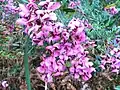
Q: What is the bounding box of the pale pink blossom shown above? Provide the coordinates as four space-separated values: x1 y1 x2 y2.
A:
39 0 61 11
2 81 8 88
105 6 118 15
68 1 80 9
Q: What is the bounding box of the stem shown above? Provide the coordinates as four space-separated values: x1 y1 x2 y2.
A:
45 82 47 90
24 36 31 90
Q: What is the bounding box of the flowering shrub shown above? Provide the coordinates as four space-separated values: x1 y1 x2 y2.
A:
0 0 120 89
100 44 120 73
15 0 96 82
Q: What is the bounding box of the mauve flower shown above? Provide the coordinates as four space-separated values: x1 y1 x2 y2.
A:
116 52 120 57
49 12 57 20
68 1 80 9
70 66 75 73
53 72 61 76
28 0 36 2
62 31 70 40
39 0 61 11
2 0 19 14
46 45 55 52
19 4 29 14
2 81 8 88
0 0 5 2
48 2 61 11
41 23 52 31
49 36 60 43
69 51 94 81
17 0 61 47
32 38 43 46
100 47 120 74
8 24 14 32
47 74 53 82
83 20 93 29
74 73 79 79
16 0 95 82
105 6 118 15
82 75 89 81
68 18 80 30
41 74 46 81
37 55 66 82
37 66 45 73
72 32 86 44
112 69 119 74
27 2 38 10
16 18 27 25
109 6 118 15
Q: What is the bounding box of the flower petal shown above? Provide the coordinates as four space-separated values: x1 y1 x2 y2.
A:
48 2 61 11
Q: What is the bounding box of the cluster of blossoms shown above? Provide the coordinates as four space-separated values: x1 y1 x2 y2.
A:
16 0 61 45
1 0 119 85
1 0 119 84
16 0 96 82
0 0 20 33
1 0 19 14
36 18 96 82
68 0 80 9
104 6 118 15
0 0 5 2
100 46 120 74
100 35 120 73
1 81 8 88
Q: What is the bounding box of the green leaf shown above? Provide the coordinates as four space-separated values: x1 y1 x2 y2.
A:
62 0 68 5
115 86 120 90
94 59 101 67
65 12 75 19
56 0 61 1
62 8 75 13
60 0 69 10
65 61 71 67
21 0 28 3
93 55 101 68
9 64 22 75
24 36 31 90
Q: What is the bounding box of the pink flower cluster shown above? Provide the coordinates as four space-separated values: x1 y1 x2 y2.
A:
2 0 19 14
1 0 119 84
1 81 8 88
100 47 120 74
105 6 118 15
16 0 95 82
68 1 80 9
0 0 5 2
37 41 95 82
16 0 61 45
